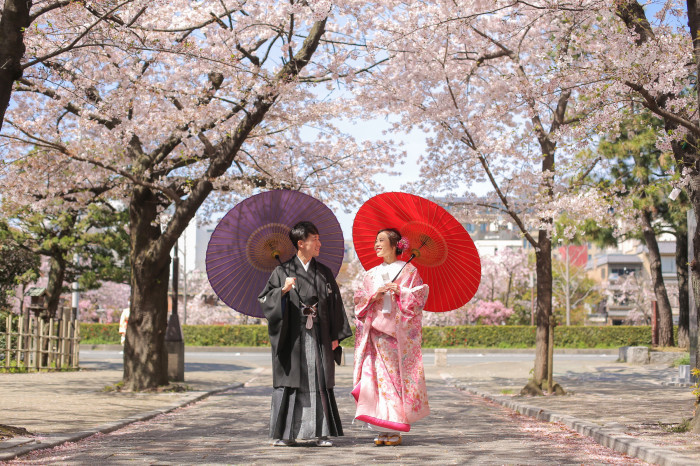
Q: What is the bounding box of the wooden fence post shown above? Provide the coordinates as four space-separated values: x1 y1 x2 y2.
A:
4 315 11 370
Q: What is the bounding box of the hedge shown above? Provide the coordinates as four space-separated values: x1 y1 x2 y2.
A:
79 323 669 349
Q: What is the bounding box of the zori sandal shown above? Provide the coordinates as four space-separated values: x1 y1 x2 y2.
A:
374 434 387 446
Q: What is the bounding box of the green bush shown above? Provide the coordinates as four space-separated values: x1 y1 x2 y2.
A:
78 323 668 349
80 323 120 344
182 325 270 346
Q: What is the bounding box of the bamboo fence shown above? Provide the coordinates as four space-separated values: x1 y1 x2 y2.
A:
3 307 80 371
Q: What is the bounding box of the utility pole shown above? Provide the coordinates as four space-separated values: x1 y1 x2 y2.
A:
165 240 185 382
530 271 535 326
565 244 571 326
183 228 188 324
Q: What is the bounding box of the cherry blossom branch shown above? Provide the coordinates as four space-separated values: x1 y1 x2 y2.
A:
66 150 182 204
623 80 700 137
301 56 391 82
23 0 136 69
3 119 68 152
16 78 122 129
28 0 74 22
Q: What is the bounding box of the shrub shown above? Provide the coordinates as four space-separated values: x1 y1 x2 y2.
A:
80 323 120 344
77 323 671 349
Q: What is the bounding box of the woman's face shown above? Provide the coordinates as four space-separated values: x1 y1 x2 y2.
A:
374 232 397 260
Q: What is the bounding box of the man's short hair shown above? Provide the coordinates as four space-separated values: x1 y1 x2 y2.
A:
289 221 319 249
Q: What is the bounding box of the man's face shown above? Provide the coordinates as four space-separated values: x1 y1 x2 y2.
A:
298 234 321 258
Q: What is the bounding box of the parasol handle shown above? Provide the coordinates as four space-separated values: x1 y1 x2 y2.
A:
391 253 416 282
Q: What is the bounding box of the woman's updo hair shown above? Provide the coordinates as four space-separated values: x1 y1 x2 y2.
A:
377 228 404 256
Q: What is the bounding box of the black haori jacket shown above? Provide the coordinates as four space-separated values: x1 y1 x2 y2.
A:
258 256 352 389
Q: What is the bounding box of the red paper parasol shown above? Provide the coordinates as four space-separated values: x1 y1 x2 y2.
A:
206 190 344 318
352 192 480 312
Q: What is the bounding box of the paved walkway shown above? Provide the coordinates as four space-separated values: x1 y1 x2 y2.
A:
0 348 698 464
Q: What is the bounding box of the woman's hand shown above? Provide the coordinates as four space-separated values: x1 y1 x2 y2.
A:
282 277 296 295
384 283 399 294
371 285 388 302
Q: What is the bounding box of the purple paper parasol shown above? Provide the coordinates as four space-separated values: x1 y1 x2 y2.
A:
205 190 345 318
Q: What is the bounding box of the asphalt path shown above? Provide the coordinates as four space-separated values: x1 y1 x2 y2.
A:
14 350 642 465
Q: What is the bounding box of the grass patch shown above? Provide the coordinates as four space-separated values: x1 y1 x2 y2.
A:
660 419 691 433
500 388 515 395
672 354 691 367
0 424 32 440
102 380 125 392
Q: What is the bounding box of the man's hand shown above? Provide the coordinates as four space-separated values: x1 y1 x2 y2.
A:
282 277 296 295
332 340 339 350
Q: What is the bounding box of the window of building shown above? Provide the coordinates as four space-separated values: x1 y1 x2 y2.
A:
610 267 637 276
661 257 676 274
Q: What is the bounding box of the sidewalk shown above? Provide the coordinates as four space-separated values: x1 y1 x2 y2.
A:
437 352 699 465
1 348 698 464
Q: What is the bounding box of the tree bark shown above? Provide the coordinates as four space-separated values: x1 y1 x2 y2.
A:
641 210 675 346
677 231 690 348
0 0 32 131
123 185 169 390
533 231 552 384
45 254 66 318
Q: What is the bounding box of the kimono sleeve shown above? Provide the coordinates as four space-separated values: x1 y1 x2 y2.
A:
258 266 289 355
353 271 376 321
326 269 352 343
396 265 429 317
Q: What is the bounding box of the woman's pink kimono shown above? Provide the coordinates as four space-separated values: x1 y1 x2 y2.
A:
352 262 430 432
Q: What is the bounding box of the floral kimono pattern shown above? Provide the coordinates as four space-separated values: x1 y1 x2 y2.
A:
352 262 430 432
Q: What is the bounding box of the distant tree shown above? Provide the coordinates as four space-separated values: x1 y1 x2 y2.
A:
552 255 602 326
0 240 39 311
0 200 130 318
467 300 513 326
593 112 688 346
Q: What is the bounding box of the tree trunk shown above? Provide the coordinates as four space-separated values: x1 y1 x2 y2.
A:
677 231 690 348
533 230 552 385
45 254 66 318
641 210 675 346
123 186 170 391
0 0 31 131
689 190 700 433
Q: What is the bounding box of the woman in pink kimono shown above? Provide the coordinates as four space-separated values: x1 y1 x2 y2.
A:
352 228 430 446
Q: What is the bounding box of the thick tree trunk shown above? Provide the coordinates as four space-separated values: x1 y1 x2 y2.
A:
123 186 170 391
0 0 31 131
45 254 66 318
688 188 700 433
677 231 690 348
533 230 552 384
641 210 675 346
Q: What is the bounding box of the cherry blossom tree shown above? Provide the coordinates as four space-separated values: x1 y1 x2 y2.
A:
605 272 654 325
468 300 513 326
476 248 532 307
1 1 394 390
349 1 621 394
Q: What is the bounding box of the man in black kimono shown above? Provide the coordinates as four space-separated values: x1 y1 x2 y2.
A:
258 221 352 447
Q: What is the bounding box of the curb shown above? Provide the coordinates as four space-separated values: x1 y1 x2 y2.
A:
443 376 693 466
0 382 244 462
79 345 616 355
